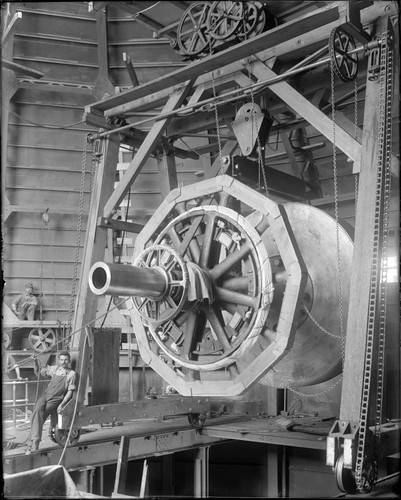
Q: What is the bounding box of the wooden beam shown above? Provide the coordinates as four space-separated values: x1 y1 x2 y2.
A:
93 7 114 100
72 136 121 404
103 80 194 218
339 16 392 423
113 436 130 496
1 10 22 46
2 59 44 79
157 148 178 199
87 3 340 113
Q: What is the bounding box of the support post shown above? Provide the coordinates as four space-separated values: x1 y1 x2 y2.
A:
113 435 130 496
339 16 391 423
71 136 121 404
194 446 210 498
157 147 178 199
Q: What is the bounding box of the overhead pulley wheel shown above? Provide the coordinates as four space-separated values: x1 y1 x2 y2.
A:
238 1 266 39
329 26 358 81
207 1 244 41
28 327 56 352
176 2 213 58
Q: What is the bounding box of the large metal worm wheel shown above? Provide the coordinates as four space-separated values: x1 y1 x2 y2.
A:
129 176 318 396
96 175 352 397
176 2 213 58
329 26 358 82
28 327 56 352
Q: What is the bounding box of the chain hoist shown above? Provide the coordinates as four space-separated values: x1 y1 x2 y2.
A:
67 132 91 347
354 29 393 493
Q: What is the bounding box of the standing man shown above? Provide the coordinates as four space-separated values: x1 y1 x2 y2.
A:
27 351 77 452
12 283 38 321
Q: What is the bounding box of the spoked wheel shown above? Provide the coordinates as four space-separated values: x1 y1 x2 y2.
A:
50 426 81 447
188 412 207 429
207 1 244 41
132 245 189 326
146 201 273 372
329 26 358 82
176 2 213 58
28 328 56 352
238 2 266 39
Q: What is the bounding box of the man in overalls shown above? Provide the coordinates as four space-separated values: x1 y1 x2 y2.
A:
27 351 77 452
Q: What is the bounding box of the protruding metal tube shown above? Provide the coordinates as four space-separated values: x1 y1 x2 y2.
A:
89 262 167 299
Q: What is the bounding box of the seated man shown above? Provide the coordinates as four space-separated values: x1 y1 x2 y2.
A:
12 283 38 321
26 351 77 452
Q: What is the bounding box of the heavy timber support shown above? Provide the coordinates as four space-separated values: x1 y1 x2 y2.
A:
327 15 400 494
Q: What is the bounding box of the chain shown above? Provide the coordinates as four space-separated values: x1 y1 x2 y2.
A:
354 30 393 493
67 132 90 346
239 12 268 196
46 221 59 322
302 302 342 339
354 77 359 214
330 55 346 368
274 369 343 399
209 42 223 173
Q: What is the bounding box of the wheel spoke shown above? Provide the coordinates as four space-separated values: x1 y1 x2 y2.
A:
214 286 258 309
209 241 252 280
220 276 250 292
199 214 215 268
205 306 231 351
182 311 198 359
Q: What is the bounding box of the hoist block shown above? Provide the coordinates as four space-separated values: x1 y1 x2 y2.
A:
89 175 353 396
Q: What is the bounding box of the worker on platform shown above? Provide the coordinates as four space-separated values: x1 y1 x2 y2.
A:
11 283 38 321
26 351 77 453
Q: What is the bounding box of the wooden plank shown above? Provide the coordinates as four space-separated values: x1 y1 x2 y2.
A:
87 3 340 113
103 80 194 218
113 435 130 496
92 328 120 405
157 149 178 199
2 59 45 78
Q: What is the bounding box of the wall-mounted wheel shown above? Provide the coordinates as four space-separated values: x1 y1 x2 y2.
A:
28 328 56 352
50 426 81 447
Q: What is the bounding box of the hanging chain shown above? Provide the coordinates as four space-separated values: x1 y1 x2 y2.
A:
354 30 393 493
46 221 59 322
330 54 346 367
67 132 90 346
354 78 359 214
209 41 224 174
240 11 269 196
302 302 342 339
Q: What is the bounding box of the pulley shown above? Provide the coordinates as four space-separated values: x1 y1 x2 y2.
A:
329 26 358 82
